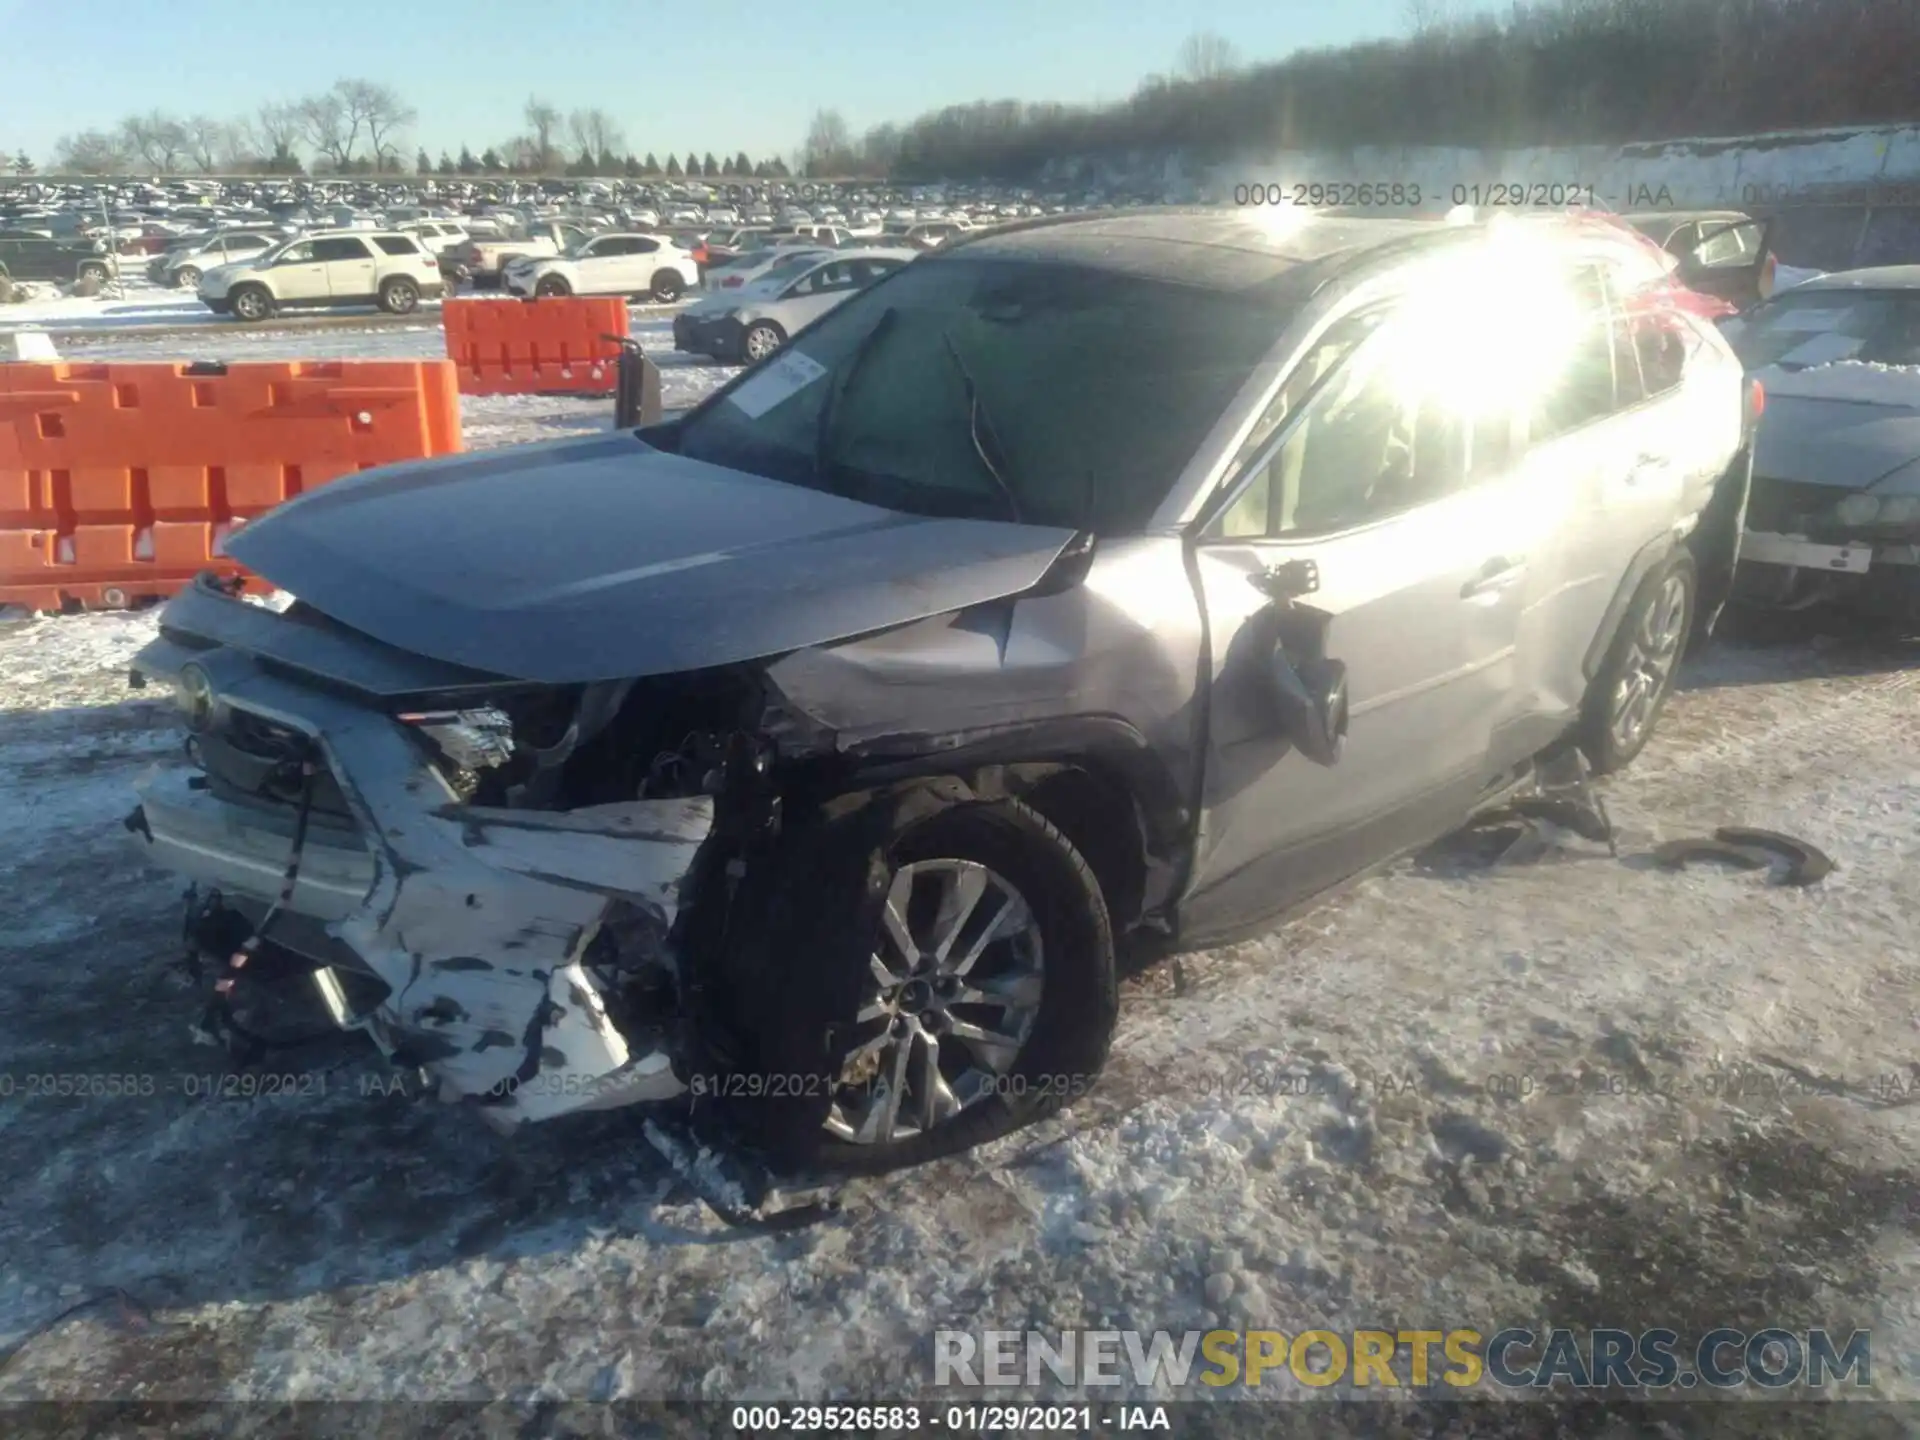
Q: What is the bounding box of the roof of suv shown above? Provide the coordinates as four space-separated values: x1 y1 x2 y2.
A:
289 229 422 244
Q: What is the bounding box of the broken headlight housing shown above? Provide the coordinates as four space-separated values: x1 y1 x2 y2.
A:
397 708 516 772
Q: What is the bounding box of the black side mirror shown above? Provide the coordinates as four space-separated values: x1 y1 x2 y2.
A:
1243 560 1347 766
1261 652 1348 766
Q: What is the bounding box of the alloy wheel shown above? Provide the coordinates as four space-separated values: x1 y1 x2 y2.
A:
1610 570 1689 751
824 859 1044 1146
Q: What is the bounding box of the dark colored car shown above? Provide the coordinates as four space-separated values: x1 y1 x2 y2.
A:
1719 266 1920 619
0 229 115 287
122 210 1754 1173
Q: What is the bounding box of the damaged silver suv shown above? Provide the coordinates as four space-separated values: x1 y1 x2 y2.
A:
125 209 1758 1172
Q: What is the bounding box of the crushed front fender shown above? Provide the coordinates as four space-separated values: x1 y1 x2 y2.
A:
128 637 711 1127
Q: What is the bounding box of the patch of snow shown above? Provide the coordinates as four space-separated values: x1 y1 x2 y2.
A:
1758 358 1920 407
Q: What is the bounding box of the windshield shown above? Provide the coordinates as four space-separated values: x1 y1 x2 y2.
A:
674 255 1296 530
1726 290 1920 370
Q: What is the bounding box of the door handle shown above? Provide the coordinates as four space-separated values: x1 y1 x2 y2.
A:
1461 556 1525 599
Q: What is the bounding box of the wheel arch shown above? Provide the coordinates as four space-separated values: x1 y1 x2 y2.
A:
1581 529 1681 683
831 717 1193 933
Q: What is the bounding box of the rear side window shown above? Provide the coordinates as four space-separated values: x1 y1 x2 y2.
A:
1528 265 1623 442
374 235 421 256
311 236 372 262
1631 309 1689 396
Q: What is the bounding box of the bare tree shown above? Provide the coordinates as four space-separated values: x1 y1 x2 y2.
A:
802 108 853 176
339 79 416 166
298 90 355 168
567 108 626 163
182 115 229 172
120 110 189 170
54 129 128 175
524 96 562 171
254 102 304 158
1174 30 1241 81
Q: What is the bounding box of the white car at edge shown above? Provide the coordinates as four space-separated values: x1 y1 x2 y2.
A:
502 232 699 303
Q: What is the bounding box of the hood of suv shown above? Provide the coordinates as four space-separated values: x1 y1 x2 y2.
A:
225 432 1077 683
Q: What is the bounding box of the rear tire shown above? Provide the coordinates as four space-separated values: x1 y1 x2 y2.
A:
230 285 273 323
378 277 420 315
173 265 201 289
720 781 1117 1175
1579 553 1696 774
650 270 685 302
77 261 110 288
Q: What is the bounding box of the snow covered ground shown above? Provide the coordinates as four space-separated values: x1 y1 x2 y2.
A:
0 275 212 333
0 601 1916 1415
0 312 1916 1423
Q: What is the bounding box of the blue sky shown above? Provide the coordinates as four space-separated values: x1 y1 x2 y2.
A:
0 0 1501 165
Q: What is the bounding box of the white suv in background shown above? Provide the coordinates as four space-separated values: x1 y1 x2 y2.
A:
401 220 471 256
503 232 699 302
198 231 446 322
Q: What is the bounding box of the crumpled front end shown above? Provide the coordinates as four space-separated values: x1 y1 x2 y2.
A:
125 594 712 1128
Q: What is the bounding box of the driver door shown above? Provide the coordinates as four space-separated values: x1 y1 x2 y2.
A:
573 235 628 292
268 240 328 300
779 260 861 329
1180 302 1532 940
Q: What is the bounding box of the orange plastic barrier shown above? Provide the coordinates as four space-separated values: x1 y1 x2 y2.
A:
442 296 628 396
0 359 462 612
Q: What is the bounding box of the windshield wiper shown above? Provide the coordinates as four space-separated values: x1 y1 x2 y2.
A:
814 306 896 485
941 331 1025 524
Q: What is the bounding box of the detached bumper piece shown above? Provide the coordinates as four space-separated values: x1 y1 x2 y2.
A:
127 635 714 1127
1651 826 1836 886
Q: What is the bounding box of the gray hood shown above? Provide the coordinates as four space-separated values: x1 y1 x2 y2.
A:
226 433 1077 684
1754 362 1920 493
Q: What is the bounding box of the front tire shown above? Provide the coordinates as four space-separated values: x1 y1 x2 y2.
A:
229 285 273 322
378 277 420 314
77 262 110 288
1579 553 1696 774
741 320 784 362
173 265 201 289
534 275 571 298
722 782 1117 1175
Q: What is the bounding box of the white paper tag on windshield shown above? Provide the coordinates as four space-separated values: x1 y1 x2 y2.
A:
726 350 829 418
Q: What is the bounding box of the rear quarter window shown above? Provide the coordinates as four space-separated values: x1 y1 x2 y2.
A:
374 236 422 256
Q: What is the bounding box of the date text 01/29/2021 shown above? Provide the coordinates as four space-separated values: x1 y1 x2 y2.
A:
728 1404 1171 1432
1231 181 1601 209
